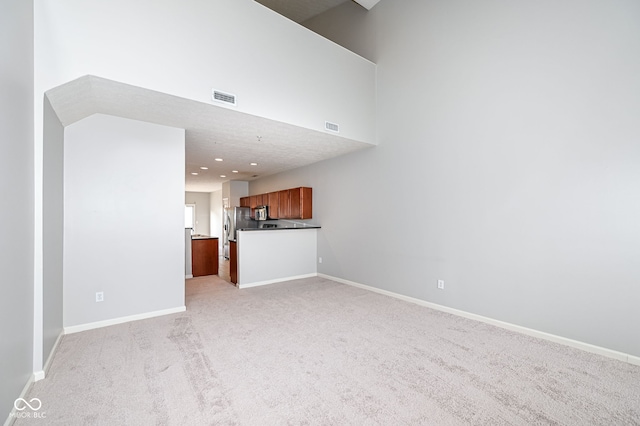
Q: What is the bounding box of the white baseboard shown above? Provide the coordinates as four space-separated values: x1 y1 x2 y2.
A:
3 371 38 426
318 273 638 366
4 308 187 426
238 273 318 289
64 306 186 335
185 274 193 279
36 331 64 382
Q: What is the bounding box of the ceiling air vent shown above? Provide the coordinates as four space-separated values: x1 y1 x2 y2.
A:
325 121 340 133
212 89 237 106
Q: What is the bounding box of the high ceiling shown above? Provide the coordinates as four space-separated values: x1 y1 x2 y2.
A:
44 1 382 193
45 76 373 192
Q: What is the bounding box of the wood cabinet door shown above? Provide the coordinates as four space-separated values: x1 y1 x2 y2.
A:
278 190 290 219
300 187 312 219
230 240 237 284
249 195 258 218
289 188 301 219
240 188 311 220
268 192 279 219
192 239 217 277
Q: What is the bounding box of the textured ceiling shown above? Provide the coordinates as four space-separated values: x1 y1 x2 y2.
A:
46 76 373 192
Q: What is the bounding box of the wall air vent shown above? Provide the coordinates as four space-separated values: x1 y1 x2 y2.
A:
212 89 237 106
325 121 340 133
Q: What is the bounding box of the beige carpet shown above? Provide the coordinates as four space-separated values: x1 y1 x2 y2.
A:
15 276 640 425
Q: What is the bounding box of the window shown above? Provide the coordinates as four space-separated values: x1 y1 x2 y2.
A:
185 204 195 229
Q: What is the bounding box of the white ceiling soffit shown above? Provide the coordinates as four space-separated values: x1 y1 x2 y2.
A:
45 75 373 192
255 0 349 23
253 0 380 24
353 0 380 10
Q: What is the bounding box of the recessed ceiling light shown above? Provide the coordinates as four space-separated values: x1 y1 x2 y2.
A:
220 175 226 178
200 166 208 170
232 170 239 173
215 158 223 162
191 172 198 175
250 162 258 166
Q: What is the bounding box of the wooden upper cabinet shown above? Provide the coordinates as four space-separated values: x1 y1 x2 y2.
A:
296 187 312 219
278 187 312 219
278 189 291 219
268 192 279 219
249 195 258 218
289 188 301 219
242 187 311 220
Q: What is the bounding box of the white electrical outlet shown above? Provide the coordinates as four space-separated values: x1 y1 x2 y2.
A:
96 292 104 302
437 280 445 290
318 257 323 264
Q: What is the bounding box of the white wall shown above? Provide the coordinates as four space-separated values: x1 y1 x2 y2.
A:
303 0 376 62
34 0 376 142
64 114 185 327
237 229 317 287
185 192 210 236
210 190 223 250
0 0 34 421
222 180 249 209
42 96 64 371
252 0 640 358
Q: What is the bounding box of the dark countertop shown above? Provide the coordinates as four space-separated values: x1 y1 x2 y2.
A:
230 226 319 243
191 235 219 240
238 225 321 232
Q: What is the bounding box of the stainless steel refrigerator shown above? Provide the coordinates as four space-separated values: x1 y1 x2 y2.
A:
224 206 254 259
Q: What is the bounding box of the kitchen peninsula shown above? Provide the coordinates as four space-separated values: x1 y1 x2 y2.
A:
230 222 320 288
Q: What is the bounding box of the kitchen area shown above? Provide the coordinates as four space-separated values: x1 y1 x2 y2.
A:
185 184 320 288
